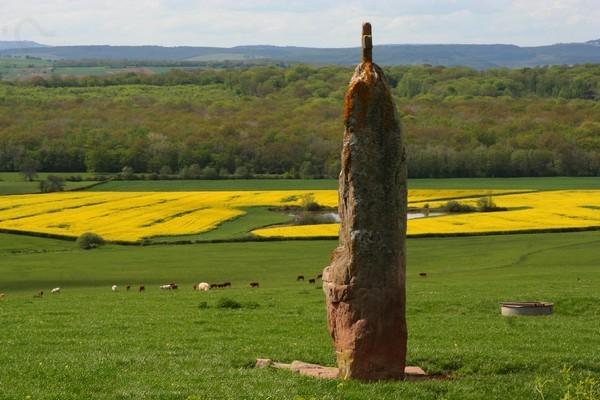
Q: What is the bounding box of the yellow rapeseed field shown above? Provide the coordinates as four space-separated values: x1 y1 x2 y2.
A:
252 190 600 238
0 191 334 241
0 189 581 242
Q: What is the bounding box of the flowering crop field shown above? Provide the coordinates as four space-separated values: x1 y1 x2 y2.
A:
0 191 332 242
252 190 600 238
0 189 519 242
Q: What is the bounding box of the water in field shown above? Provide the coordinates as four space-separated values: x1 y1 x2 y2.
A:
407 212 445 219
293 211 445 224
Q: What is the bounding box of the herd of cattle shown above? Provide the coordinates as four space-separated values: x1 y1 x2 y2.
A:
0 275 326 300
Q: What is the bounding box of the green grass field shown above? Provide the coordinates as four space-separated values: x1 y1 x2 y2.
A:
88 179 339 191
150 207 293 243
1 231 599 399
88 176 600 192
1 175 598 194
0 172 101 195
52 66 112 76
0 57 51 80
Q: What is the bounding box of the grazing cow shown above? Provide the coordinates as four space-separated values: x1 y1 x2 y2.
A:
308 278 316 284
51 287 61 294
126 285 131 291
139 285 145 293
34 290 44 298
297 275 305 281
316 273 323 279
419 273 427 277
250 282 260 288
160 284 172 290
111 285 118 292
222 282 231 288
197 282 210 292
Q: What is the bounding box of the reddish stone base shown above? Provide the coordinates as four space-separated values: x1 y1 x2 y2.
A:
255 359 429 381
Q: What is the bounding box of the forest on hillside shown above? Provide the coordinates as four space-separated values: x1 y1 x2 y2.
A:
0 64 599 178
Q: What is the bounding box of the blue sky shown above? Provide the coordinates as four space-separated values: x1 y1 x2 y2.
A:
1 0 598 47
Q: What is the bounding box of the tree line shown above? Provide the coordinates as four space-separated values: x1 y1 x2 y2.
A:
0 64 598 178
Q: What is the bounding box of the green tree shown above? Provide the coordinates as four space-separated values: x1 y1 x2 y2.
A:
299 161 317 179
120 166 135 180
159 165 172 178
76 232 105 250
234 166 251 179
186 164 202 179
39 175 65 193
20 157 39 182
201 166 218 179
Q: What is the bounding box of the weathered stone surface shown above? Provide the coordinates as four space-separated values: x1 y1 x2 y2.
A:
322 22 408 381
255 358 273 368
404 366 427 380
289 361 340 379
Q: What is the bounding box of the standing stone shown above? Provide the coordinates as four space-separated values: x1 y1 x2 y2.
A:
322 22 408 381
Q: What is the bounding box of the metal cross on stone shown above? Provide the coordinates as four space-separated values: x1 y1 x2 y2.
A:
322 22 409 381
361 22 372 63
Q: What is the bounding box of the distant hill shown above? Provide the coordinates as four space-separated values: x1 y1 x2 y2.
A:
1 41 600 68
0 40 47 51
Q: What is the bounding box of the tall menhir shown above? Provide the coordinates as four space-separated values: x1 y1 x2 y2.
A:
322 22 408 380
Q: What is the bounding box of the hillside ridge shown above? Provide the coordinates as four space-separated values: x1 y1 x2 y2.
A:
2 40 600 68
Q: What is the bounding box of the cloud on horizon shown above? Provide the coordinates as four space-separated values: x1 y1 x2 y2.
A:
1 0 598 47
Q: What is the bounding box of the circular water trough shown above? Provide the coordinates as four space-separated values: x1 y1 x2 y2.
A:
501 302 553 316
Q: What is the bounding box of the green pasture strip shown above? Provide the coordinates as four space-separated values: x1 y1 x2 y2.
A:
87 177 600 192
0 232 75 255
0 231 599 398
0 181 100 195
0 57 51 80
149 207 293 243
53 66 111 76
0 172 100 181
0 172 105 194
0 57 50 68
87 179 339 191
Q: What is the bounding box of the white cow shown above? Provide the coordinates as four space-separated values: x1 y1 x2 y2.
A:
51 287 61 294
111 285 118 292
160 284 172 290
197 282 210 292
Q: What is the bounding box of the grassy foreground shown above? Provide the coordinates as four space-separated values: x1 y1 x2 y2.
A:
1 231 599 399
